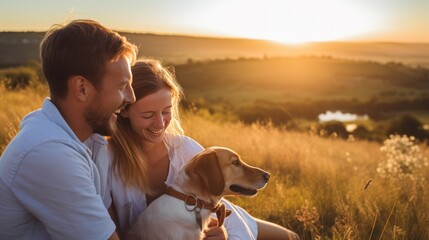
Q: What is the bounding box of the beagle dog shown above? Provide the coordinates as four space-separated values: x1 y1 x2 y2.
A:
129 146 270 240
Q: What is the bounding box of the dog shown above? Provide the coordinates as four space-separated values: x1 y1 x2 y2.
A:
129 146 270 239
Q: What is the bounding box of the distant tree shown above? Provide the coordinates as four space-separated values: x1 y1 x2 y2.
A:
27 60 46 84
352 125 371 140
318 121 348 139
386 115 428 141
237 104 293 126
0 67 39 89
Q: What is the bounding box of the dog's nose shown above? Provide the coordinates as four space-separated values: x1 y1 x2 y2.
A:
263 172 270 181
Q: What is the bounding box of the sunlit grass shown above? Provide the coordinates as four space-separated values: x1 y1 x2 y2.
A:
0 85 47 152
182 110 429 239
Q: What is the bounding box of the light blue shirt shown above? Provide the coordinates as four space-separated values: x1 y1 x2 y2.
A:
0 98 115 240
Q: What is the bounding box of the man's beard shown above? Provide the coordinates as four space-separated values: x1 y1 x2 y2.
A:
85 101 114 136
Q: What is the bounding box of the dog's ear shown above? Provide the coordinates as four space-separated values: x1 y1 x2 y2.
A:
193 150 225 196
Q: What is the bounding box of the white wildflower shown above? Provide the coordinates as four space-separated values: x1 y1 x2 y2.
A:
377 135 428 180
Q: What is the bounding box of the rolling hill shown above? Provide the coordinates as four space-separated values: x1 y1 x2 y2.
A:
174 57 429 102
1 31 429 67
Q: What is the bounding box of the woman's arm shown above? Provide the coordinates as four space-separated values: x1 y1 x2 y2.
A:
255 218 300 240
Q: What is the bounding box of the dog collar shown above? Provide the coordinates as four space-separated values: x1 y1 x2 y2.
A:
164 186 232 230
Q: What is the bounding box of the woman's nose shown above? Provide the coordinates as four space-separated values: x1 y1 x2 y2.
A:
153 114 165 128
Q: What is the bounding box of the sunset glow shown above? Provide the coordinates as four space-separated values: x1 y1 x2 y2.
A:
0 0 428 43
191 0 383 43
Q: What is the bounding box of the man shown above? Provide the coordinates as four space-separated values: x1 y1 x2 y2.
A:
0 19 137 239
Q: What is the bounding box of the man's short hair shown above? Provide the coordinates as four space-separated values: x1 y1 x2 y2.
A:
40 19 138 99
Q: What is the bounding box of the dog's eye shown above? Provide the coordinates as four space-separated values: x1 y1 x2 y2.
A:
232 160 241 166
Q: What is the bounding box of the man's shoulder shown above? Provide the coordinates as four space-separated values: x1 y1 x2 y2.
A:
0 114 89 186
21 108 65 134
6 119 73 158
19 98 74 143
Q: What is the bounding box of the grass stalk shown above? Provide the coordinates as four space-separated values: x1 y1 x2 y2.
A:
378 200 397 240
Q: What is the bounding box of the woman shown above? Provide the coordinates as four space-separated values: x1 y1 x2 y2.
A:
97 59 299 239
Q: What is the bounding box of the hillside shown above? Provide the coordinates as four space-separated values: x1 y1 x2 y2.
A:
171 57 429 127
1 31 429 67
175 57 429 102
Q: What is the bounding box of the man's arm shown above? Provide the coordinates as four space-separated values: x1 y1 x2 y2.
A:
13 142 116 239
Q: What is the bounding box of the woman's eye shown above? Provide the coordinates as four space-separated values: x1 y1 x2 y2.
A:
232 160 240 166
142 114 153 119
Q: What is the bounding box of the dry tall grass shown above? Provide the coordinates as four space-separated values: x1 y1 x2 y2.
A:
1 87 428 239
0 85 47 152
182 111 429 240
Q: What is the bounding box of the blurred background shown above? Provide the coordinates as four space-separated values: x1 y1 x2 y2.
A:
1 0 429 141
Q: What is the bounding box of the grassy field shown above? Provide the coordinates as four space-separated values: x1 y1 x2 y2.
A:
0 85 47 152
1 85 428 239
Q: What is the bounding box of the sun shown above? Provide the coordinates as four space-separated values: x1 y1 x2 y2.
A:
192 0 382 44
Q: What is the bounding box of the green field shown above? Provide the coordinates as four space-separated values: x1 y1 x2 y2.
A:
171 57 429 142
175 57 429 102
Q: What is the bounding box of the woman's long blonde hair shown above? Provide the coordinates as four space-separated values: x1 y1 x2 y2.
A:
110 59 184 193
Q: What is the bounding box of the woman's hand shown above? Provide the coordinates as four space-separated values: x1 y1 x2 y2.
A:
203 217 228 240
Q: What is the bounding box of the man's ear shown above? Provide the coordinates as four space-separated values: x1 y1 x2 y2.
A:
119 108 129 118
69 76 92 101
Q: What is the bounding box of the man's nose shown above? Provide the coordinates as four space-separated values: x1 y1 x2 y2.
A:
124 85 136 104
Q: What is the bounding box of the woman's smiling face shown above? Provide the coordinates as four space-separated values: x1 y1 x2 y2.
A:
123 88 172 144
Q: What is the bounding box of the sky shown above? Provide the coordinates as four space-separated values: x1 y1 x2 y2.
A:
1 0 429 43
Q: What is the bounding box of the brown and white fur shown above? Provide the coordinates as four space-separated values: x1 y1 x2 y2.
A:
129 146 270 240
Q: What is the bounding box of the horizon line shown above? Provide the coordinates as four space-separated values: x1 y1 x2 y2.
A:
1 30 429 45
